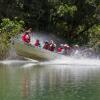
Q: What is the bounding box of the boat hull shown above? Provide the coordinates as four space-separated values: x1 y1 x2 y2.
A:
13 41 63 61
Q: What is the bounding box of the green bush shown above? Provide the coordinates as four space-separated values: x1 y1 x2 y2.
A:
88 24 100 47
0 18 24 59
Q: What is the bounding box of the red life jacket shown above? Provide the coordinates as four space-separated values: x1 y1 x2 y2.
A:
43 44 49 50
34 42 40 47
22 33 30 43
22 34 26 41
49 44 55 51
57 47 62 52
34 40 40 47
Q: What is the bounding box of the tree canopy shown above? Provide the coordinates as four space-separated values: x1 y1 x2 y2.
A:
0 0 100 45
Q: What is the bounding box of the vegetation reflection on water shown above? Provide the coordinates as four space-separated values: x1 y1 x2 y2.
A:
0 62 100 100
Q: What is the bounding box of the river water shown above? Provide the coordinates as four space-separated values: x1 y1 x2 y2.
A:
0 58 100 100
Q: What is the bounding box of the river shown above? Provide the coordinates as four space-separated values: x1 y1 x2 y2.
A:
0 58 100 100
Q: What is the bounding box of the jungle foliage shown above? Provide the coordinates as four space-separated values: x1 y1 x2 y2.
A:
0 0 100 58
0 18 24 59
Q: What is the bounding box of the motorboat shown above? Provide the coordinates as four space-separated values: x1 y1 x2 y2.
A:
13 40 64 61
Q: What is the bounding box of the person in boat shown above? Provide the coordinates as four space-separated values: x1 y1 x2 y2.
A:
43 41 49 50
72 44 79 55
63 44 71 55
21 31 31 44
48 40 56 51
34 39 41 48
26 28 32 34
57 44 64 54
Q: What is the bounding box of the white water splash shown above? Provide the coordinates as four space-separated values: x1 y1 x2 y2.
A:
39 57 100 67
22 63 37 68
0 59 38 65
0 56 100 68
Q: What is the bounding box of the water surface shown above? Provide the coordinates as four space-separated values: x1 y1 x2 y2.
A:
0 59 100 100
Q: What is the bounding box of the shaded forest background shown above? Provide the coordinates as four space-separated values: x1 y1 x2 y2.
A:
0 0 100 58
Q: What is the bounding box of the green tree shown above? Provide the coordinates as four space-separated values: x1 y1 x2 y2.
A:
0 18 24 59
0 0 99 46
49 0 99 44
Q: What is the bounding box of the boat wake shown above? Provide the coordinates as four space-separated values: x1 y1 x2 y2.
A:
0 59 38 65
22 63 37 68
39 57 100 67
0 56 100 68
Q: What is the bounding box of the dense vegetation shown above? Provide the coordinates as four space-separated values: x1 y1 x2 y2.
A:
0 18 24 59
0 0 100 58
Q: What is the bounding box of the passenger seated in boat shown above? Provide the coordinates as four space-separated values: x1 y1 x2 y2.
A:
21 31 30 44
49 40 56 51
57 44 64 54
49 40 54 45
73 44 79 54
26 28 32 34
49 44 56 51
63 44 70 55
43 41 49 50
34 39 41 48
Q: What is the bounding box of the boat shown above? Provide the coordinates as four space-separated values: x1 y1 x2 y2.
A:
13 40 65 61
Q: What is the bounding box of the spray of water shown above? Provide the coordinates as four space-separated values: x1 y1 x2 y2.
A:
22 63 37 68
27 32 100 67
39 56 100 67
1 56 100 67
2 32 99 68
0 59 38 65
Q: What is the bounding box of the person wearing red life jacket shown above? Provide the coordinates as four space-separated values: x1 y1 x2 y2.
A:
49 43 56 51
43 41 49 50
21 32 30 44
48 40 56 51
57 44 64 54
34 39 41 48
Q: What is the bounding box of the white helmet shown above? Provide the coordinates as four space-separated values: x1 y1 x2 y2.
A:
60 44 64 47
64 44 69 47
